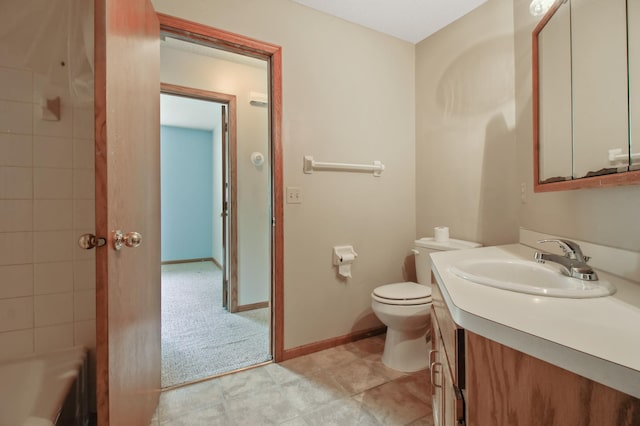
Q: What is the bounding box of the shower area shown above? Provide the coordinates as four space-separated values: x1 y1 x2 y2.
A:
0 0 97 415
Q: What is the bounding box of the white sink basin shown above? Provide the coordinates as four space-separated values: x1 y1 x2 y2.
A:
449 259 616 298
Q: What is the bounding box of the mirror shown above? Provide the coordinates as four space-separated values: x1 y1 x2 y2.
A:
533 0 640 191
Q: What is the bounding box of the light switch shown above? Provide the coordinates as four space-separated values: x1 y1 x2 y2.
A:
287 186 302 204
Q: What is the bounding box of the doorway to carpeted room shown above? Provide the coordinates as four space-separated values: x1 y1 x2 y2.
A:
161 261 271 388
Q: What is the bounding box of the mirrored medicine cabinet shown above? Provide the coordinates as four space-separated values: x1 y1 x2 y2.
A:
533 0 640 192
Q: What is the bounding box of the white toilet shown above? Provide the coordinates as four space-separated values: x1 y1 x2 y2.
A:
371 237 481 372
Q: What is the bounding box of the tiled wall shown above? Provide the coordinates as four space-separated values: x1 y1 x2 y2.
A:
0 64 96 361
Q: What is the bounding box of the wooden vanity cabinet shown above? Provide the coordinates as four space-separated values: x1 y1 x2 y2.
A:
465 331 640 425
431 280 640 426
430 282 465 426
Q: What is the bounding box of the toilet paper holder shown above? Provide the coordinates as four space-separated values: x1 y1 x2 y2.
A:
333 245 358 265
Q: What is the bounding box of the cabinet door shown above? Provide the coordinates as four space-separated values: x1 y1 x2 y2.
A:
431 313 444 426
443 360 465 425
432 306 465 426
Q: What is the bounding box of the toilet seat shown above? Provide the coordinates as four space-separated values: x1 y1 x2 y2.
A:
372 282 432 306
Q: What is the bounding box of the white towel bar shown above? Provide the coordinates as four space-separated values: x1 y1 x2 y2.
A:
303 156 385 177
608 148 640 163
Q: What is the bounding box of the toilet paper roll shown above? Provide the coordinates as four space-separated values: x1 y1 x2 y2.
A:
434 226 449 242
339 263 352 278
340 253 356 264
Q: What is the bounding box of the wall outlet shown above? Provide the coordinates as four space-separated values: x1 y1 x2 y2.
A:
520 182 527 204
287 186 302 204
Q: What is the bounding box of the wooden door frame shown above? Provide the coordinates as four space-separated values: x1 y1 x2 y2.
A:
158 14 284 361
160 84 240 312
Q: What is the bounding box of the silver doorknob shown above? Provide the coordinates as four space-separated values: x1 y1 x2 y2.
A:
78 233 107 250
113 230 142 251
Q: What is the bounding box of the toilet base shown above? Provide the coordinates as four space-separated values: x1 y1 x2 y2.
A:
381 326 430 372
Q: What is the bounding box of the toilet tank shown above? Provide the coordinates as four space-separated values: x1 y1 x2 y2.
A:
413 237 482 285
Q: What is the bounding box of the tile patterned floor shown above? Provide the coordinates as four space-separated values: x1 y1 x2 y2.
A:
151 334 434 425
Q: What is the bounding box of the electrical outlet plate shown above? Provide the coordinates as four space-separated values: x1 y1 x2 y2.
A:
287 186 302 204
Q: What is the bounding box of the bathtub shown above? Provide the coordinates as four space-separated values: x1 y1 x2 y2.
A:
0 346 88 426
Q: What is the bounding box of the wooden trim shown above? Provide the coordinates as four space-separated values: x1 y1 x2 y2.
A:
158 14 284 362
235 301 269 312
532 2 640 192
161 359 272 392
160 82 239 313
161 258 216 265
157 13 280 58
270 43 284 363
534 169 640 192
94 1 109 424
281 326 386 361
211 257 222 270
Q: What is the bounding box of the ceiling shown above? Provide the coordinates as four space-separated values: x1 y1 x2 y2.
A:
291 0 487 44
160 93 221 131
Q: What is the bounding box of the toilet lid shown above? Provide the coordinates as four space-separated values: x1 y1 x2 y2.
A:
373 282 432 301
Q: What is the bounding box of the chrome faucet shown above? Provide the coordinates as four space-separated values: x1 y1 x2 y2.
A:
534 239 598 281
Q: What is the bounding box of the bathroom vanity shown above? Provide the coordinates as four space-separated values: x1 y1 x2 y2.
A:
429 243 640 425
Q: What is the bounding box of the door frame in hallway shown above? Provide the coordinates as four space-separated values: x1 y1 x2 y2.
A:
158 13 284 361
160 84 238 311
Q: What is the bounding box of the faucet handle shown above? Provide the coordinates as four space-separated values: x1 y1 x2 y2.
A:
536 239 585 261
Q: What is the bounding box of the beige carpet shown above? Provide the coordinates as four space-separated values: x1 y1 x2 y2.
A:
161 261 271 388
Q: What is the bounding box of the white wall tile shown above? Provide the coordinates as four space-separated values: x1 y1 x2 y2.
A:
73 138 94 169
0 232 33 265
0 297 33 332
33 104 73 138
33 168 73 199
0 329 34 361
32 74 71 106
0 264 33 299
34 292 73 326
34 136 73 168
34 231 74 263
73 107 94 139
0 100 32 134
0 67 33 102
0 167 33 199
0 133 32 167
73 200 94 230
34 261 73 295
74 289 95 321
34 200 73 230
74 259 95 290
0 200 32 232
74 319 96 348
73 169 94 199
34 323 74 353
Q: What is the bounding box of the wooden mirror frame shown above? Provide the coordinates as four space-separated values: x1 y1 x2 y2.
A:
532 2 640 193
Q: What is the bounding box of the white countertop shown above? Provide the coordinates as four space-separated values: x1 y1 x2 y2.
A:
430 244 640 399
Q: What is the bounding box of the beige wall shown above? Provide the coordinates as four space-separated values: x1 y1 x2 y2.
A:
415 0 519 247
514 0 640 252
153 0 416 349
